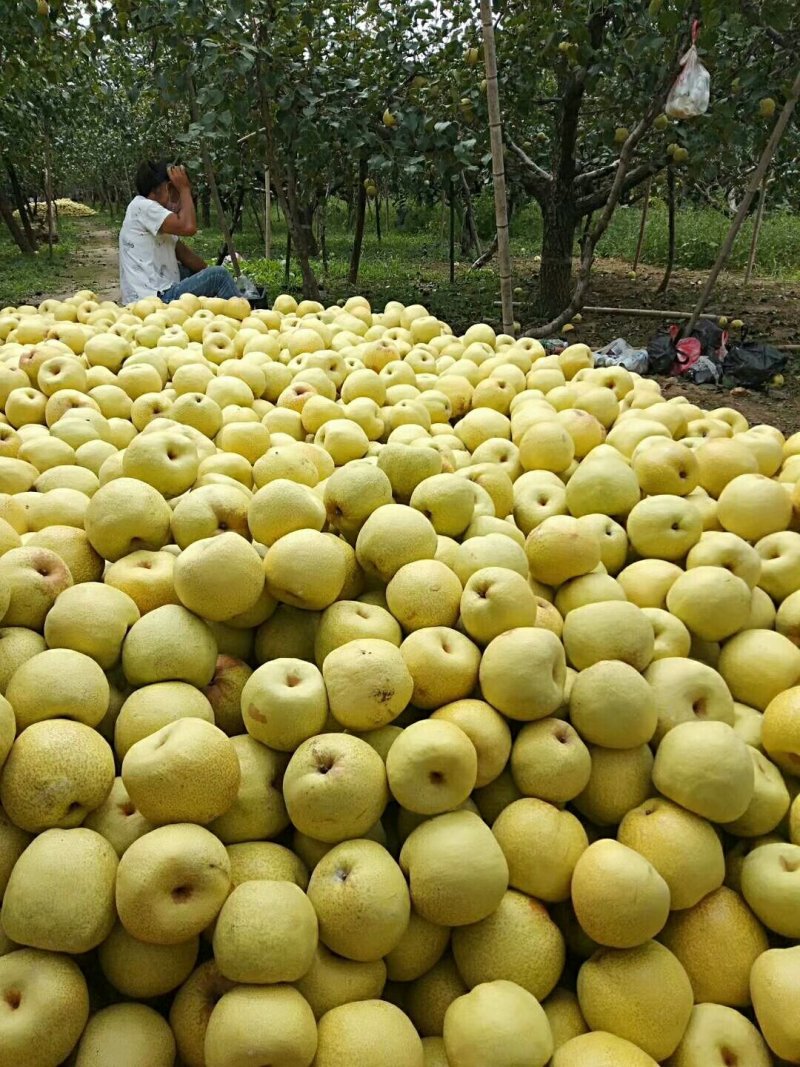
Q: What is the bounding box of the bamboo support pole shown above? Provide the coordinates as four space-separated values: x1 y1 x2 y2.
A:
480 0 514 334
744 177 768 284
632 176 652 272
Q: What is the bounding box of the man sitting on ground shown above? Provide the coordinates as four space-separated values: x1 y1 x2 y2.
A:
119 159 239 305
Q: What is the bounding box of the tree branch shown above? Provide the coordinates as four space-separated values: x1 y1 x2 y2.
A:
471 231 498 270
550 7 612 190
739 0 790 50
524 37 685 338
692 181 735 218
508 139 552 188
576 155 668 215
554 68 586 186
574 159 618 189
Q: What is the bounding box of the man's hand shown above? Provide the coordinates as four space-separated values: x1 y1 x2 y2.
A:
159 165 198 237
168 164 191 191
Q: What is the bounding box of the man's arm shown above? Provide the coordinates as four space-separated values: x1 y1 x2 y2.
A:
159 165 197 237
175 241 207 274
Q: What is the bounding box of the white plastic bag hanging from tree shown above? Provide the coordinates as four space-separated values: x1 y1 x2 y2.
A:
666 20 710 120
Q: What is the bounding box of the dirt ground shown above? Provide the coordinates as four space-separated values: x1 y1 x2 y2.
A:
48 219 800 436
569 257 800 437
52 218 121 303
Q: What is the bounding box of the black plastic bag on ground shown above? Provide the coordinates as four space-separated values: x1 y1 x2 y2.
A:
723 342 786 389
647 330 677 375
687 318 725 357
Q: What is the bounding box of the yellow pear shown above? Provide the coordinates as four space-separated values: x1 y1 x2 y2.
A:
1 827 117 953
444 980 553 1067
213 879 318 983
750 945 800 1062
307 839 410 961
204 986 317 1067
571 840 669 948
452 889 564 1001
0 948 89 1066
400 808 509 927
75 1003 176 1067
577 941 693 1061
315 999 424 1067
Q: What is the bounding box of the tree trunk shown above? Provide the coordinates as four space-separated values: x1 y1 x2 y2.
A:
460 209 471 257
5 161 36 250
284 231 292 289
300 201 319 257
375 193 382 243
43 144 56 260
284 161 320 299
346 187 355 231
539 191 578 319
461 173 481 257
321 186 329 276
348 157 368 286
216 185 246 265
657 166 676 295
200 186 211 227
252 30 319 299
0 188 35 254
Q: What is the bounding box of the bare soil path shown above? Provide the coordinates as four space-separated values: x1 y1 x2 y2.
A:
51 216 121 303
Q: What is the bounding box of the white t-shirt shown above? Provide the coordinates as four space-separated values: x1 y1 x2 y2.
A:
119 196 181 304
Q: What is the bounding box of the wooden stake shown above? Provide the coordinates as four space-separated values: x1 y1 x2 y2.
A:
685 66 800 335
632 176 652 272
744 176 768 284
480 0 514 334
581 305 724 320
43 139 56 261
449 177 456 284
264 168 271 260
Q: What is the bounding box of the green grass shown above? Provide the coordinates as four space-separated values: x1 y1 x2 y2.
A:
0 216 91 308
3 194 799 326
595 200 800 278
195 194 800 291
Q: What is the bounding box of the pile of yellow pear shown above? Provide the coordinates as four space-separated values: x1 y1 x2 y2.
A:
0 287 800 1067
